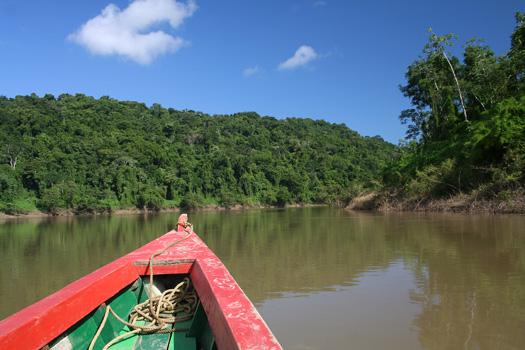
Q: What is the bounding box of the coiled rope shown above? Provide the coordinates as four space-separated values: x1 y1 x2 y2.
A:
89 221 195 350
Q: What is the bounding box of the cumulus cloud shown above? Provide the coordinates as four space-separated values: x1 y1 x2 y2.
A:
278 45 318 70
67 0 197 65
243 65 261 77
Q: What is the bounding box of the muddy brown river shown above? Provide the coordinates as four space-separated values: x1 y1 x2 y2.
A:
1 207 524 349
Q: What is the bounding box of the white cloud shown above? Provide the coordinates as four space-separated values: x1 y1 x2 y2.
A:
313 1 326 6
278 45 318 70
67 0 197 65
243 65 261 77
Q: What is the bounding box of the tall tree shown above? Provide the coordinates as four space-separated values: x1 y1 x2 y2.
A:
399 31 467 142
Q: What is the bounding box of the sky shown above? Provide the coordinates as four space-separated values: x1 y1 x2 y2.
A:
1 1 523 144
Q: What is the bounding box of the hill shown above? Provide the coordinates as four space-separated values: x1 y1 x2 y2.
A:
0 93 396 214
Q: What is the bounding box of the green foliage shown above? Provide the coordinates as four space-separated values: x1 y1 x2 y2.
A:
179 193 205 210
388 12 525 201
0 169 20 203
509 12 525 82
136 183 165 211
405 159 459 197
469 96 525 162
0 199 37 215
0 95 397 213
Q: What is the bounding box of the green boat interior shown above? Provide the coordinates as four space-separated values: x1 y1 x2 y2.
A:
46 274 217 350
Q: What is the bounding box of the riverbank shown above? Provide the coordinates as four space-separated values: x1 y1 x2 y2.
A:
2 193 524 220
346 191 525 214
0 203 326 220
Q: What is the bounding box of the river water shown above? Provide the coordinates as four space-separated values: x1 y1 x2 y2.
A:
1 207 524 349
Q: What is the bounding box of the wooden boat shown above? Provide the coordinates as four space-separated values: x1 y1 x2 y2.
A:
0 214 282 350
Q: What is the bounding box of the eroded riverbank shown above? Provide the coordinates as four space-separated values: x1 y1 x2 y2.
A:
347 191 525 214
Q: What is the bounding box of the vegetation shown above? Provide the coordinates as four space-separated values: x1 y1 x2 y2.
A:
0 94 395 214
377 12 525 212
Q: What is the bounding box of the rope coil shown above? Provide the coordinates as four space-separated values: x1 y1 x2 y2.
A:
89 222 195 350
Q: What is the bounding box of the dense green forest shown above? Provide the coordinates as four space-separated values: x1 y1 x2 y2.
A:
0 93 395 214
377 12 525 211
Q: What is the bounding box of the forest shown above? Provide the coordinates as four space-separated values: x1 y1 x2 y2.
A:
0 93 395 214
1 12 524 215
376 12 525 212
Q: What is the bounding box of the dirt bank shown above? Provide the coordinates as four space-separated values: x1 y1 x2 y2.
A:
346 192 525 214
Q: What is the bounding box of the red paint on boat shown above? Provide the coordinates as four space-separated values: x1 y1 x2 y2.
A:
0 215 282 350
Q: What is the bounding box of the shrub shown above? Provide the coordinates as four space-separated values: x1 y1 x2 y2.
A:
179 193 205 210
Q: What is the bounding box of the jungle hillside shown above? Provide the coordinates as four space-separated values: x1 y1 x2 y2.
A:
0 93 395 215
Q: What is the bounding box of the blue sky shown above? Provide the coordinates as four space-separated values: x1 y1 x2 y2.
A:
1 1 522 144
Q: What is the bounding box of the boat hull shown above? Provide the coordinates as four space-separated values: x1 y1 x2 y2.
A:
0 215 282 350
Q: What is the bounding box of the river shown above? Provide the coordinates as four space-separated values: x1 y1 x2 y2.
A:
1 207 524 349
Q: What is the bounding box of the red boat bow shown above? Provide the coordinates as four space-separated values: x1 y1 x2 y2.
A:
0 215 282 350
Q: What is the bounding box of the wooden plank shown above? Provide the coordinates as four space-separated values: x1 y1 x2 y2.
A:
130 278 149 304
133 261 194 276
53 311 105 350
106 289 139 335
169 335 196 350
187 301 215 349
132 332 171 350
107 325 139 350
92 304 118 346
169 321 196 350
187 302 207 339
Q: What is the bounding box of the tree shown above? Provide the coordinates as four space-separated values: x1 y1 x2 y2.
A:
508 12 525 78
461 31 525 124
400 30 469 143
4 142 23 170
427 30 469 125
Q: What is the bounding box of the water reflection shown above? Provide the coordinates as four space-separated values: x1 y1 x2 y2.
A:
406 215 525 350
0 214 181 319
1 208 525 349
